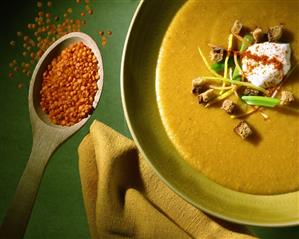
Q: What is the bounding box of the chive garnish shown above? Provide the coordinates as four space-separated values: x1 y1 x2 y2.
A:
211 62 224 73
239 34 254 53
206 87 236 107
221 34 234 93
232 34 254 81
241 96 280 107
198 47 222 77
232 52 242 81
202 76 268 93
211 58 234 73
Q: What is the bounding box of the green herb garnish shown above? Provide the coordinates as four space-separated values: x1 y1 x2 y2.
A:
241 96 280 107
232 34 254 80
240 34 254 53
202 76 268 94
211 58 234 73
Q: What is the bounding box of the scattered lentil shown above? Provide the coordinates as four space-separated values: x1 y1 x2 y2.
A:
10 41 16 47
37 1 42 8
101 36 107 46
6 1 109 83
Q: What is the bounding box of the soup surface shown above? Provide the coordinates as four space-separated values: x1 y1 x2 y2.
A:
156 0 299 194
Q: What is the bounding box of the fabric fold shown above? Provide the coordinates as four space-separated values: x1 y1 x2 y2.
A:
78 120 255 239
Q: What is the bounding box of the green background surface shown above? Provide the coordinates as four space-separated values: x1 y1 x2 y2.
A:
0 0 298 238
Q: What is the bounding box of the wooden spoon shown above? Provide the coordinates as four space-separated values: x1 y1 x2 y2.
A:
0 32 103 239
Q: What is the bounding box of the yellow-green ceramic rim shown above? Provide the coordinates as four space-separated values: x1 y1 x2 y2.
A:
121 0 299 226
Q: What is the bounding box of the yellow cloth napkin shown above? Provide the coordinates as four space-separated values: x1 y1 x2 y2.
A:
78 121 256 239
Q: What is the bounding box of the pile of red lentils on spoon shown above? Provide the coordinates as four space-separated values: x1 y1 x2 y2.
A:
40 42 99 126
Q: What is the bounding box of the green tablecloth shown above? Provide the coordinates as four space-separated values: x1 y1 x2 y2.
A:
0 1 298 238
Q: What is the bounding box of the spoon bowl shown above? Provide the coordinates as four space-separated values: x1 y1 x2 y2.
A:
0 32 103 239
31 31 103 128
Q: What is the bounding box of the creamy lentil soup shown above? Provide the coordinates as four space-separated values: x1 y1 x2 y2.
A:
156 0 299 194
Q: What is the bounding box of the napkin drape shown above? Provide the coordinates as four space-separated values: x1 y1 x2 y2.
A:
78 120 255 239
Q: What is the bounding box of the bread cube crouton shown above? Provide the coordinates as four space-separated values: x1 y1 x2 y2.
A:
221 99 236 114
280 90 295 105
252 27 264 43
210 47 225 63
231 20 242 35
267 25 282 42
243 88 260 96
198 89 216 103
234 121 253 139
192 77 206 95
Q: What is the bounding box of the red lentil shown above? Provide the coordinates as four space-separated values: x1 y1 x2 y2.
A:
40 42 99 126
101 36 107 46
10 41 16 47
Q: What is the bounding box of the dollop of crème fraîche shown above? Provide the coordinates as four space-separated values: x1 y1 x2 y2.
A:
241 42 291 88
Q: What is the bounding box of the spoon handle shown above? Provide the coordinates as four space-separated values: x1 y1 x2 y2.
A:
0 139 57 239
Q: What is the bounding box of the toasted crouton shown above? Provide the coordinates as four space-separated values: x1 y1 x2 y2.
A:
221 99 236 114
280 90 295 105
252 27 264 43
210 47 225 63
234 121 253 139
198 89 216 103
267 25 282 42
192 77 206 95
231 20 242 35
243 88 260 96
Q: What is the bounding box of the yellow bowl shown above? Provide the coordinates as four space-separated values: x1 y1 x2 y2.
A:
121 0 299 226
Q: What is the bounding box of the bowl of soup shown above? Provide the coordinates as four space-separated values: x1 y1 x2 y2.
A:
121 0 299 226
